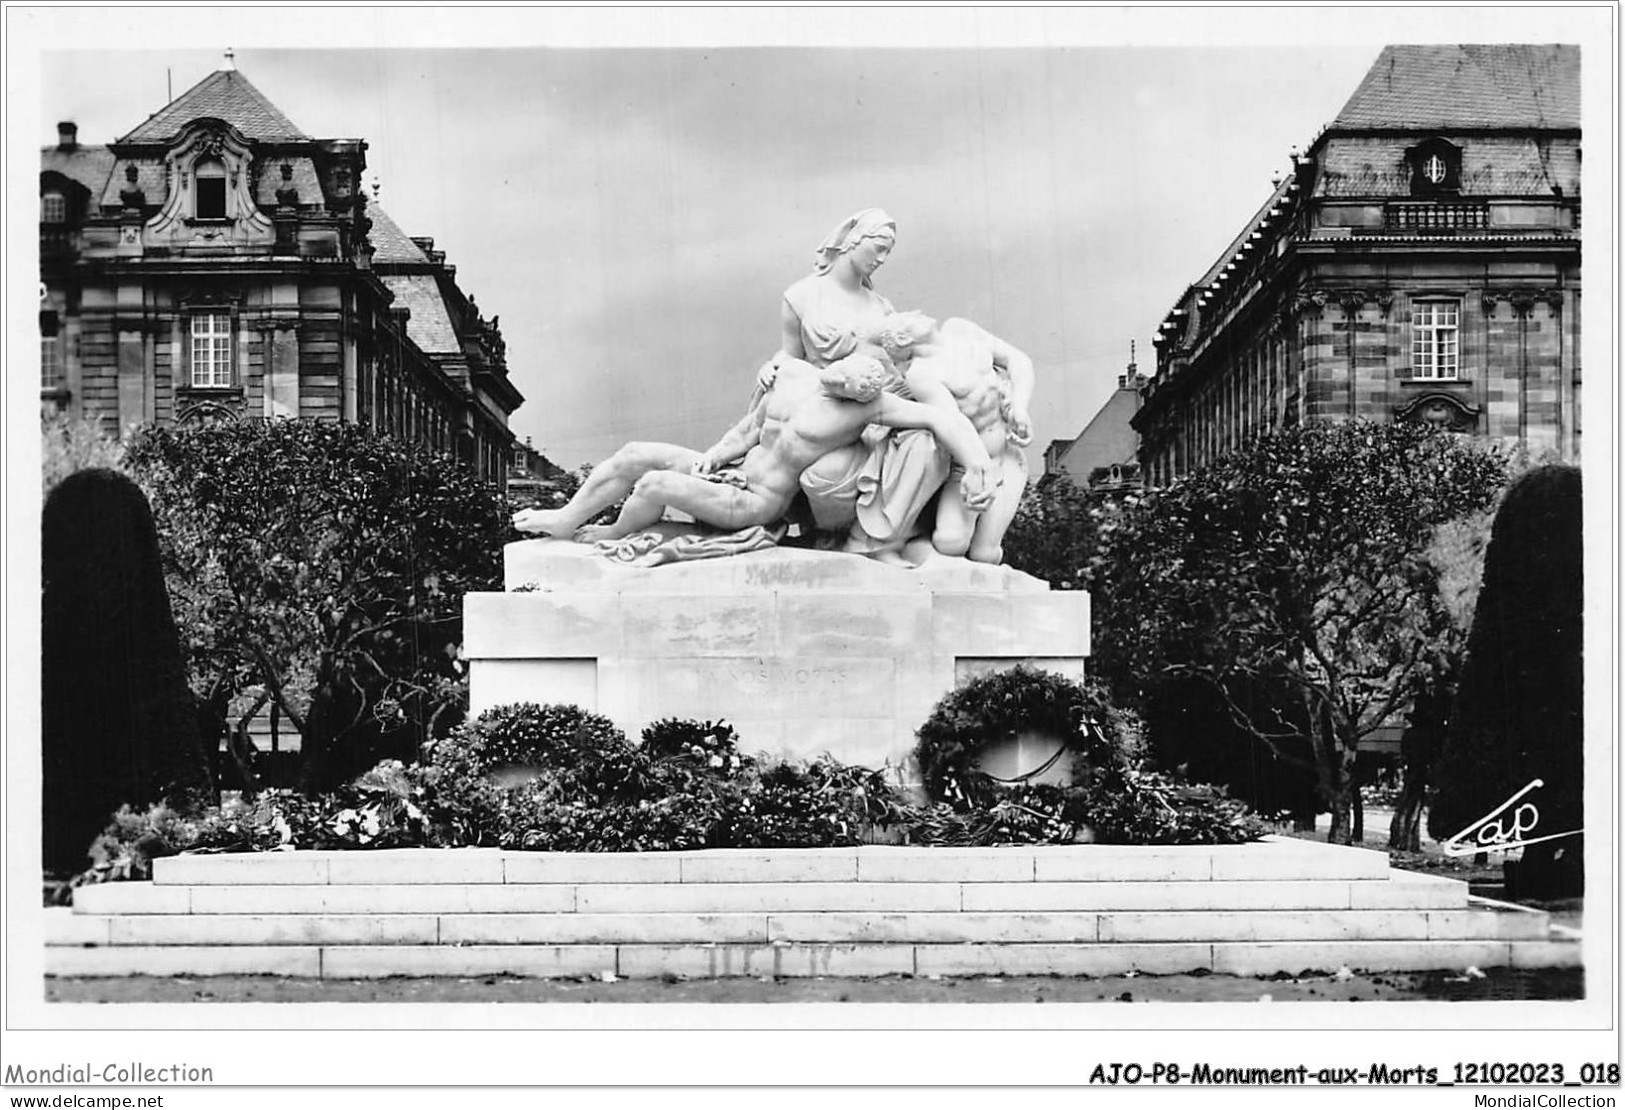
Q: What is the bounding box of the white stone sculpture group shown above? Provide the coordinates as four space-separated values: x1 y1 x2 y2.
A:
512 209 1034 567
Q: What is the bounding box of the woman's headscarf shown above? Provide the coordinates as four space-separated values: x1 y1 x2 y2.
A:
812 208 897 282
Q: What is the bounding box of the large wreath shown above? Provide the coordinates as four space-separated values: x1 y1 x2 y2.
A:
913 665 1122 808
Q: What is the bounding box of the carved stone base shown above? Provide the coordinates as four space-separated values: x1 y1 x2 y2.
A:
464 537 1091 774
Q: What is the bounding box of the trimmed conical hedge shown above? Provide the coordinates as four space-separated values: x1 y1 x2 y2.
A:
1428 464 1582 893
42 468 213 873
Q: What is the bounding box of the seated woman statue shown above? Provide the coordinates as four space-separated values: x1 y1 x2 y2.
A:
744 208 954 557
511 354 999 544
759 207 899 385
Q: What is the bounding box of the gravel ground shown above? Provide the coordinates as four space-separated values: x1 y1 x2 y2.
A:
46 965 1583 1005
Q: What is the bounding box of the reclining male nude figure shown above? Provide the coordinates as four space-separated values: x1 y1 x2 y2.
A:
511 354 999 543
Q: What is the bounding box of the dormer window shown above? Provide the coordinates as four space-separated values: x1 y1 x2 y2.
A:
41 192 66 224
1406 138 1463 196
194 158 227 219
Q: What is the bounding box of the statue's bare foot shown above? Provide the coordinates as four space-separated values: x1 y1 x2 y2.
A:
574 523 620 543
512 508 574 537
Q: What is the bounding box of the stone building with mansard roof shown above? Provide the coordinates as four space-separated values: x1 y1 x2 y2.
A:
1134 44 1580 486
39 65 523 489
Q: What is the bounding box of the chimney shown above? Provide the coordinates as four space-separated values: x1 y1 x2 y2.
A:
57 121 78 151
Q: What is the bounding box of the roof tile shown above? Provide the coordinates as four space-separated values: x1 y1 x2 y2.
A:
367 204 430 264
383 274 461 355
1333 44 1579 130
119 69 309 143
40 145 117 197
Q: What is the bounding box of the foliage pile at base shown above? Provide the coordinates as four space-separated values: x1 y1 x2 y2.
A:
912 666 1265 847
74 685 1266 886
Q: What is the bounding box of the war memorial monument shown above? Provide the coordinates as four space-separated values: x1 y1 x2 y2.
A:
48 210 1576 983
481 209 1088 777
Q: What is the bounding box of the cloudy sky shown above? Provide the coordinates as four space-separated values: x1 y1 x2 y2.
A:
19 8 1605 470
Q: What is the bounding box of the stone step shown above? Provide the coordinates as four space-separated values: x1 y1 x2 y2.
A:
50 842 1571 980
47 905 1547 947
73 873 1466 916
148 839 1393 886
43 937 1581 980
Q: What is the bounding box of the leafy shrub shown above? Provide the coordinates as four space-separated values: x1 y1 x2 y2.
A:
42 411 125 493
1089 420 1508 843
124 418 510 793
914 666 1125 808
1000 473 1098 589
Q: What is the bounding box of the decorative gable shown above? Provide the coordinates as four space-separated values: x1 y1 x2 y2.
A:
143 119 273 252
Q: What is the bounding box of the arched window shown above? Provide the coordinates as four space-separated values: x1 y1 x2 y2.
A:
41 192 66 224
194 158 227 219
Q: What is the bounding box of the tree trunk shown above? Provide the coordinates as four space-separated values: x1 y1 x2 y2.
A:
196 690 229 787
1324 733 1361 846
296 672 338 797
1388 768 1426 852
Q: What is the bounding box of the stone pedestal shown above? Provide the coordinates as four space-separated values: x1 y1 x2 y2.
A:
464 538 1090 773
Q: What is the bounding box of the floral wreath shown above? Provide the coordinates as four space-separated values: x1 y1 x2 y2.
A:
913 665 1120 809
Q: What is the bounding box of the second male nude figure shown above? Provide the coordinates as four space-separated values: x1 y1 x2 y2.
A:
871 311 1034 565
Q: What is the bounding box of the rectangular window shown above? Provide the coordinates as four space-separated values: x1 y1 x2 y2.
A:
190 313 233 387
1411 300 1460 379
41 336 63 391
41 193 67 224
196 177 226 218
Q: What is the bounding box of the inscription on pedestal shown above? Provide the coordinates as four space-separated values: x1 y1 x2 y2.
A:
609 657 896 720
703 661 853 692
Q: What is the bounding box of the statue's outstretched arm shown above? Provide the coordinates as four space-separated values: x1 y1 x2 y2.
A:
902 365 962 417
873 393 999 511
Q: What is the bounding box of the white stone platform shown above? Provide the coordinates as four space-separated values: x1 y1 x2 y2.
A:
464 538 1091 769
45 839 1577 980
